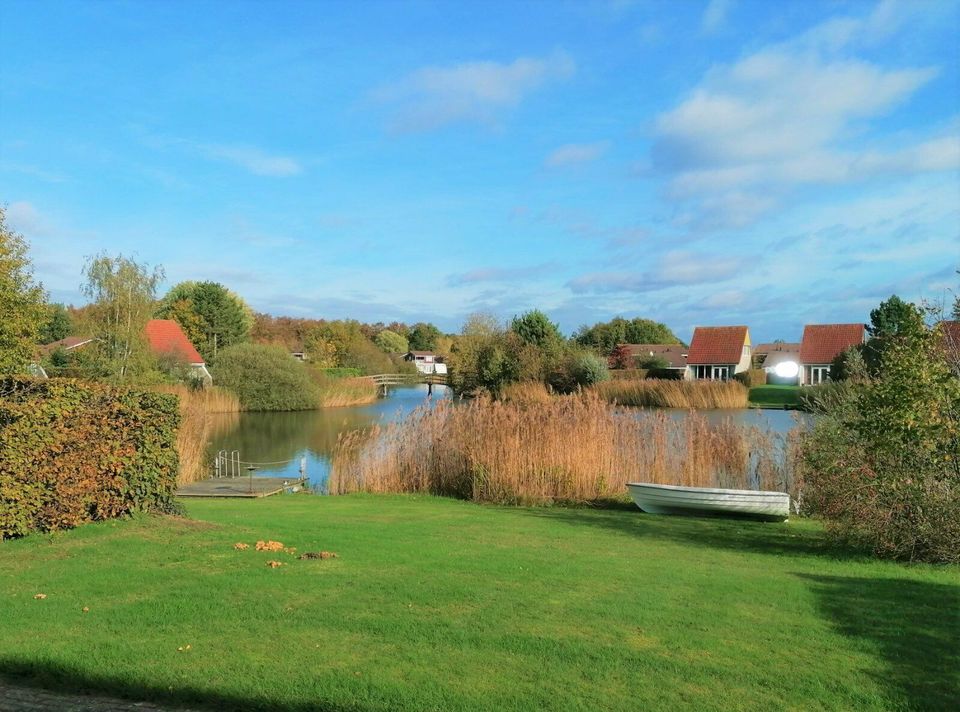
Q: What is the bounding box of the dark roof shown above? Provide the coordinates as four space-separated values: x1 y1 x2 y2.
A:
406 351 435 357
687 326 749 365
145 319 205 364
754 342 800 355
799 324 865 365
616 344 688 369
40 336 96 355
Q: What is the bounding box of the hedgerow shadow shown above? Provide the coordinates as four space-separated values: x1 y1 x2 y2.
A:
796 574 960 711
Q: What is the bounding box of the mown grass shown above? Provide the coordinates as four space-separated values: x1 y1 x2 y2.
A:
1 496 957 711
749 384 801 409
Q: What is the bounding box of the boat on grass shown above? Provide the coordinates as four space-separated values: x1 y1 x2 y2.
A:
627 482 790 522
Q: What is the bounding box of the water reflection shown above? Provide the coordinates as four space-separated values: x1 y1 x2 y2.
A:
208 384 451 490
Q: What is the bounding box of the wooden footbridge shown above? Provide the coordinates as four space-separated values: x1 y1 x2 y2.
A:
366 372 447 396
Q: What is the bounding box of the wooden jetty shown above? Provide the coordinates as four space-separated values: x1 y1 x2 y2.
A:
176 476 307 498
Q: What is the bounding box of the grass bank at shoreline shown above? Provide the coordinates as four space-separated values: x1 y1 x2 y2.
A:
2 496 956 711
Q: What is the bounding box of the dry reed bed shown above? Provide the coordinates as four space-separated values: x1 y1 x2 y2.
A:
315 377 379 407
331 393 800 505
593 379 749 409
151 385 241 484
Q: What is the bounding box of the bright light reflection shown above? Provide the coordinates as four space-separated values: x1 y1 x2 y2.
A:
774 360 800 378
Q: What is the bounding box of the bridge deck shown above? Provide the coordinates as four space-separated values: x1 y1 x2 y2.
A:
176 476 307 498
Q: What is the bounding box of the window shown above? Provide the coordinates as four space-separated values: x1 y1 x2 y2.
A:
810 366 830 385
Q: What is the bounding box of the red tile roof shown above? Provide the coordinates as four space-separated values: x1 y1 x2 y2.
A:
687 326 749 365
941 320 960 354
616 344 688 369
799 324 865 365
145 319 204 364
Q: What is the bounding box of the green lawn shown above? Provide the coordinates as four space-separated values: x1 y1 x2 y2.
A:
1 495 957 711
749 384 802 408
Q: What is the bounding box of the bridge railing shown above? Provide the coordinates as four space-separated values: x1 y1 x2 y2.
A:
365 372 447 387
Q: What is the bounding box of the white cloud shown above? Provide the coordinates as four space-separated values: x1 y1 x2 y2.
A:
652 4 949 230
373 53 575 133
568 250 745 294
200 144 302 177
544 142 610 168
701 0 733 34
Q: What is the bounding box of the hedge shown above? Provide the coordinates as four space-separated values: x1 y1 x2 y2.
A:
0 378 180 538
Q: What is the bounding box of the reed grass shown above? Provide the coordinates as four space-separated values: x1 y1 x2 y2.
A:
498 381 554 404
315 376 379 408
593 378 749 409
331 392 798 505
150 385 241 484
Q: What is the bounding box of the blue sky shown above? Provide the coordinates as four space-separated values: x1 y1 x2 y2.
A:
1 0 958 342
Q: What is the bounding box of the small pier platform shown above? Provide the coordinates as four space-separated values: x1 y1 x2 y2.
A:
176 476 307 498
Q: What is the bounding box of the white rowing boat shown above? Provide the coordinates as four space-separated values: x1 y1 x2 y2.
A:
626 482 790 522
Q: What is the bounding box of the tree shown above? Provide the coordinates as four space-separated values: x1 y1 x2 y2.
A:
0 207 47 375
511 310 563 349
156 281 253 362
408 322 442 351
801 322 960 563
574 317 681 354
38 303 72 344
375 329 408 353
213 343 319 411
864 295 924 374
81 253 164 381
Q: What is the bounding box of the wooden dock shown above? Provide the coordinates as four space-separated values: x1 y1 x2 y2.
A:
176 476 308 498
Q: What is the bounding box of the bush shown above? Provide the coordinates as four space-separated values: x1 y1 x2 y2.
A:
570 353 610 387
213 343 319 411
734 369 767 387
320 367 363 379
0 378 180 538
798 325 960 563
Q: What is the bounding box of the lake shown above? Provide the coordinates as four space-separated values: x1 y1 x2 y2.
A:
208 384 807 491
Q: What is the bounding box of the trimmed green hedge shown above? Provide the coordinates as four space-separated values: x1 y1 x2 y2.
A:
0 378 180 538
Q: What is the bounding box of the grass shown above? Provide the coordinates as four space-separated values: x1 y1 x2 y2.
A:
594 379 749 409
1 496 956 711
332 393 797 504
749 384 801 409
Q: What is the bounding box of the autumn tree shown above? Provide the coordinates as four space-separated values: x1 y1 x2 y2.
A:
156 281 253 361
0 207 47 375
408 322 442 351
81 253 164 380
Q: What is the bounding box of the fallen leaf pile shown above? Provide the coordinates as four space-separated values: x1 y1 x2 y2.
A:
33 593 46 600
233 542 249 550
299 551 338 560
266 560 284 568
255 540 285 551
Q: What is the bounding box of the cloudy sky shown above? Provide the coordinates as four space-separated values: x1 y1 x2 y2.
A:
2 0 958 342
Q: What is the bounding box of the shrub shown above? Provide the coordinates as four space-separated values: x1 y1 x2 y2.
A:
734 369 767 387
570 353 610 387
0 378 180 538
637 355 670 370
320 367 363 379
798 325 960 563
213 343 319 411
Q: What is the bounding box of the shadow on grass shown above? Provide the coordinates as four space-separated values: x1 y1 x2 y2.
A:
797 574 960 711
521 505 863 560
0 658 364 712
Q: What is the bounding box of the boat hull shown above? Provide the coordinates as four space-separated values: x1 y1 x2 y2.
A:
627 483 790 522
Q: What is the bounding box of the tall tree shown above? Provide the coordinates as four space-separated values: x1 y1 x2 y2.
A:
511 310 563 348
38 303 72 344
574 317 681 354
0 207 47 375
864 294 925 375
156 281 253 361
375 329 408 353
82 253 164 380
408 322 442 351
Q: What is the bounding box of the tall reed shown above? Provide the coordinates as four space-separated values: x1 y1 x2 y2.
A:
331 392 799 505
315 376 379 408
150 385 241 484
593 379 749 409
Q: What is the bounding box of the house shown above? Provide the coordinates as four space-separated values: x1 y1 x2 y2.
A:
686 326 751 380
145 319 212 385
612 344 688 375
404 351 441 375
39 336 97 356
753 342 801 384
798 323 866 385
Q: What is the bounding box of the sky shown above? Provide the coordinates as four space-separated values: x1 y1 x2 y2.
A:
1 0 958 343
